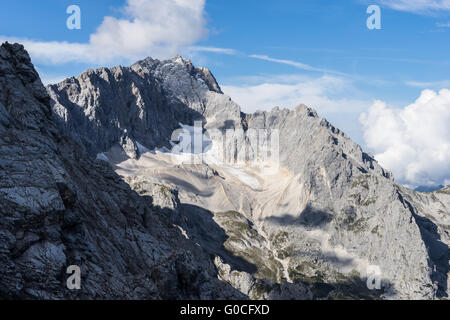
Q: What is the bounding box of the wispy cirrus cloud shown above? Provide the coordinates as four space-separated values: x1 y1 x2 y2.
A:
249 54 348 76
188 46 238 55
376 0 450 14
406 79 450 89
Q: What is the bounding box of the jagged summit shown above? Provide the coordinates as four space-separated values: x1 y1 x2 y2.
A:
47 53 237 157
135 54 223 94
47 53 387 182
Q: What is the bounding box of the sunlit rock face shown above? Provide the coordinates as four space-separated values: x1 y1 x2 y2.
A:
48 48 449 300
47 55 242 158
2 41 447 300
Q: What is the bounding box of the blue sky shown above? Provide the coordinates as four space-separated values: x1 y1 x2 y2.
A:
1 0 449 187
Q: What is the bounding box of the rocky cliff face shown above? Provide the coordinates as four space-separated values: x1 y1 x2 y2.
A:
1 42 448 300
239 105 448 299
0 42 245 299
77 56 450 300
46 48 449 300
47 55 241 158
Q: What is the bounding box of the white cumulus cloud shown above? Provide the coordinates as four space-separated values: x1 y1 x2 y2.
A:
1 0 210 65
360 89 450 186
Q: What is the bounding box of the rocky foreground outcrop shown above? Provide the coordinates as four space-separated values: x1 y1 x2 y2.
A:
0 42 245 299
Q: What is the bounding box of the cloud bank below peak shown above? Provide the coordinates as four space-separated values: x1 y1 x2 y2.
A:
222 75 369 115
360 89 450 187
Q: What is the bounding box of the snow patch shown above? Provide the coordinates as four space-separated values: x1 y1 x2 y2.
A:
222 166 260 189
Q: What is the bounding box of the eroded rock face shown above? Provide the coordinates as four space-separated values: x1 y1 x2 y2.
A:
2 41 449 300
239 106 448 299
0 42 245 300
112 148 448 299
48 52 448 300
47 55 241 159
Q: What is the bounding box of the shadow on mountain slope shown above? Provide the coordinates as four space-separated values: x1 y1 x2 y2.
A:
243 265 394 300
397 191 449 298
176 203 258 274
290 275 391 300
48 69 208 157
264 204 334 229
412 214 449 298
159 176 215 198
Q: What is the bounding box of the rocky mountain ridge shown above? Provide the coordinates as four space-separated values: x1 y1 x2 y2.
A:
0 42 448 299
47 54 239 158
0 42 244 299
45 48 450 299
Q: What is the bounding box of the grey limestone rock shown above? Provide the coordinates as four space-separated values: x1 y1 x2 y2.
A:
2 41 448 300
0 42 245 300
